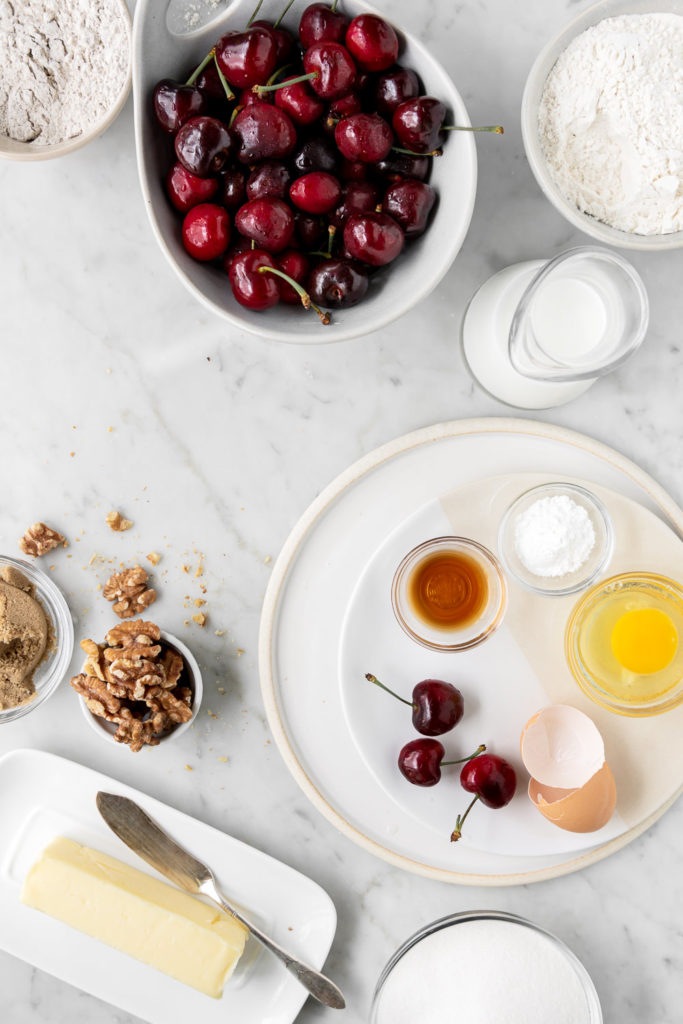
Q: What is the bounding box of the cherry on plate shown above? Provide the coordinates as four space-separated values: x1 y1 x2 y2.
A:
451 754 517 842
299 2 349 48
398 739 445 787
384 179 436 237
308 258 369 308
334 112 393 162
232 104 297 163
303 42 357 100
343 212 404 266
174 116 235 177
235 197 295 252
345 14 399 72
229 249 280 310
290 172 342 214
365 673 464 736
182 203 231 261
215 27 278 89
153 80 208 134
166 162 219 212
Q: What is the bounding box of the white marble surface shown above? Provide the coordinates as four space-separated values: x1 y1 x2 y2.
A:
1 0 682 1021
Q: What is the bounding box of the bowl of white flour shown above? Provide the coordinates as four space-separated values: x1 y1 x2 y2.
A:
521 0 683 250
0 0 132 161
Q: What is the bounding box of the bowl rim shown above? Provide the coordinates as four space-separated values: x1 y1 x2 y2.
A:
79 629 203 747
520 0 683 251
0 0 132 163
132 0 478 343
498 481 615 596
0 555 74 722
565 570 683 715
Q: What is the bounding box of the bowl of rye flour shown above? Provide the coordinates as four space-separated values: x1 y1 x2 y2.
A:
522 0 683 250
0 0 131 161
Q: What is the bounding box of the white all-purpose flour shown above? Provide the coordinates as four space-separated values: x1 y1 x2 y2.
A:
539 13 683 235
0 0 129 145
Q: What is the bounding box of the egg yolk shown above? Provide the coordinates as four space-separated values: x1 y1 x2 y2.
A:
611 608 678 674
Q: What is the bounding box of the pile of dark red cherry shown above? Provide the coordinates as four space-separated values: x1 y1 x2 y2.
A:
153 1 457 325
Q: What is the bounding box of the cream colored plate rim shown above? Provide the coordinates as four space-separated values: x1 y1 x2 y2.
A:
258 418 683 886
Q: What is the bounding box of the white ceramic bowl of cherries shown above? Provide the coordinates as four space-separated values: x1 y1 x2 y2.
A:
133 0 488 342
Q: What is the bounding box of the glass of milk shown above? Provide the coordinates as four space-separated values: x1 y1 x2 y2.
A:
509 248 649 381
462 247 648 409
371 910 603 1024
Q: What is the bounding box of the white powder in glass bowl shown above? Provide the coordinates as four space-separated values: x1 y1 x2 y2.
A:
538 13 683 236
514 494 595 578
373 918 598 1024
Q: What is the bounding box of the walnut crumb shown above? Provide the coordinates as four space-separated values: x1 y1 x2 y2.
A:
147 552 161 566
215 629 225 637
194 598 205 607
106 510 133 532
218 756 228 763
184 764 193 771
19 522 67 557
192 612 207 627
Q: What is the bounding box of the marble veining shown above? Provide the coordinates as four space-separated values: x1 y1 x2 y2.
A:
0 0 682 1021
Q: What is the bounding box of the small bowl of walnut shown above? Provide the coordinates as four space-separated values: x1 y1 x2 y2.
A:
71 620 202 752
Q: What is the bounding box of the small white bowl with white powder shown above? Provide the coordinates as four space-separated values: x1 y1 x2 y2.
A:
522 0 683 250
371 911 602 1024
0 0 132 161
498 482 614 596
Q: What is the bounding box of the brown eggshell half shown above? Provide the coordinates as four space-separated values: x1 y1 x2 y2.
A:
528 761 617 833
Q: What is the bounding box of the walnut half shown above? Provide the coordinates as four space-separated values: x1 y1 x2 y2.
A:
19 522 67 557
102 567 157 620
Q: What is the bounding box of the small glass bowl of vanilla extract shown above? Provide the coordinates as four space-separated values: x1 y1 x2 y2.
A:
392 537 508 652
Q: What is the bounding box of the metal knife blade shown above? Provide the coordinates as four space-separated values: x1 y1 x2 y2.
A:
96 791 212 894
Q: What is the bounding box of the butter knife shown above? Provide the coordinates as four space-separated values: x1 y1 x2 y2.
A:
96 792 345 1010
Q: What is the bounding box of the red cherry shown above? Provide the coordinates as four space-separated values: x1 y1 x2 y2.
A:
308 258 369 308
451 754 517 842
374 151 430 182
398 739 445 787
182 203 231 261
222 235 253 274
276 250 310 304
232 103 297 163
229 249 280 310
374 67 420 117
334 112 392 162
303 42 357 100
153 79 209 133
295 212 326 247
384 179 436 237
166 162 219 212
392 96 446 154
325 91 362 130
215 27 278 89
299 2 349 48
339 158 368 181
235 197 294 252
238 86 273 107
246 161 292 200
174 116 235 178
365 673 464 736
343 212 404 266
329 180 378 227
194 63 226 103
274 76 325 126
220 167 247 209
345 14 399 72
290 171 341 214
251 19 295 63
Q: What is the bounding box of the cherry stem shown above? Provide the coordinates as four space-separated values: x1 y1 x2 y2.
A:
450 795 479 843
186 47 215 86
365 673 413 708
441 744 486 767
331 0 339 10
391 145 442 158
258 266 331 324
213 53 235 101
326 224 336 256
273 0 296 28
253 70 319 93
246 0 264 27
228 104 243 128
442 124 504 134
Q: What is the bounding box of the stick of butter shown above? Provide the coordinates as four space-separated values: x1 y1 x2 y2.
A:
21 837 247 998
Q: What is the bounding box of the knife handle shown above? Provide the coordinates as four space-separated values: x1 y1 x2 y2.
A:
202 878 345 1010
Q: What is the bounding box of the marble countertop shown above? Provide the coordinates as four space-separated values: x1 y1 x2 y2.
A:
1 0 682 1021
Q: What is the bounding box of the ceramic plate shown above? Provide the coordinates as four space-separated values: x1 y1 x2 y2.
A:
0 749 337 1024
259 418 683 885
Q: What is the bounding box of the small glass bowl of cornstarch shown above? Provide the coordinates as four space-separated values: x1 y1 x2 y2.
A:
0 0 132 162
498 482 614 596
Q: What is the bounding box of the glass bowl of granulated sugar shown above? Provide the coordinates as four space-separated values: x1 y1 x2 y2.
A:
522 0 683 251
498 482 615 597
0 0 132 162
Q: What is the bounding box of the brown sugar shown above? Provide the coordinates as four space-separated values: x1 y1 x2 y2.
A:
0 567 49 709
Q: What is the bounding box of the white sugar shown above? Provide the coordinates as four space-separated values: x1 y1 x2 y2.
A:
373 919 593 1024
514 494 595 578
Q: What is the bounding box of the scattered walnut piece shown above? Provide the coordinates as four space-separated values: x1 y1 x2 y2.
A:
192 612 207 627
70 619 194 752
103 566 157 619
147 552 161 566
19 523 67 557
106 510 133 532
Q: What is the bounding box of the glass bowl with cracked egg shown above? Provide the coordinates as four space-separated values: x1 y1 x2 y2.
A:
521 0 683 251
0 556 74 723
498 483 614 597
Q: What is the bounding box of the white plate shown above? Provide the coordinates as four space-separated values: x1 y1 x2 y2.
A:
0 748 337 1024
258 418 683 885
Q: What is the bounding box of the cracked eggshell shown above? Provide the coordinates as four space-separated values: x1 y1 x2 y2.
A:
520 704 606 789
521 705 617 833
528 762 617 833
